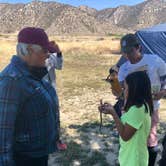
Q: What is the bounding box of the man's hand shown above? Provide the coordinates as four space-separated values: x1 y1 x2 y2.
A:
49 41 61 53
153 90 166 100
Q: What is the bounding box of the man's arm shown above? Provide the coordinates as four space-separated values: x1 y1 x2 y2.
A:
158 56 166 90
55 53 63 70
153 75 166 100
153 57 166 100
46 53 63 71
160 75 166 90
47 41 63 70
116 56 127 68
0 78 20 166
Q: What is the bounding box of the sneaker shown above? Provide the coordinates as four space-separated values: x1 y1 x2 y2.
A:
57 141 67 150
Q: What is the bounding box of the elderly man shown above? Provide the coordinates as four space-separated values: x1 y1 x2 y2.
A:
0 27 59 166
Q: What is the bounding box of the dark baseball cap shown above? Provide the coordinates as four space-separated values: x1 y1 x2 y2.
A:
18 27 56 53
120 34 140 53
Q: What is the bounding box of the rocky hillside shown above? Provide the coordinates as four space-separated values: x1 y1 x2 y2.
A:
0 0 165 35
96 0 166 31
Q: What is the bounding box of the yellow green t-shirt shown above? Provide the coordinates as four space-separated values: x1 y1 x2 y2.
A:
119 105 151 166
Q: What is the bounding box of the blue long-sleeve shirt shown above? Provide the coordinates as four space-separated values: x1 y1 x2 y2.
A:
0 56 59 166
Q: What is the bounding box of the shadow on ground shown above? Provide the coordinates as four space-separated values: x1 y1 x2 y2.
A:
49 119 166 166
49 120 120 166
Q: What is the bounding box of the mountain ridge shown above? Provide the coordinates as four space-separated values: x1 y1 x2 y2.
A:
0 0 165 35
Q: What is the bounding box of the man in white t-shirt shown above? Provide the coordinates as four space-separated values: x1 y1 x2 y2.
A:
118 34 166 166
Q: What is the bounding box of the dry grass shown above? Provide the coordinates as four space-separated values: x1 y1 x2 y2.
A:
51 35 120 54
0 39 16 69
0 35 120 69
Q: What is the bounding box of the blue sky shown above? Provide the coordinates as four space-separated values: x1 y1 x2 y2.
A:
0 0 146 10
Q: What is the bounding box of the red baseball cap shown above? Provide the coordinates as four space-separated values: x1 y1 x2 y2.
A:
18 27 56 53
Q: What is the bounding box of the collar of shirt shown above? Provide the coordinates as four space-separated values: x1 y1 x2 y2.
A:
11 56 48 80
11 55 32 77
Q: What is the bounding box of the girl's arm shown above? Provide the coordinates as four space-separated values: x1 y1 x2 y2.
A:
111 111 136 141
100 103 136 141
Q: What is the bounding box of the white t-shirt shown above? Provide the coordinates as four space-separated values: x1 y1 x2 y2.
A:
118 54 166 110
44 53 63 90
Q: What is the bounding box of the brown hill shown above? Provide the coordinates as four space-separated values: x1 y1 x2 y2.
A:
96 0 166 31
0 0 165 35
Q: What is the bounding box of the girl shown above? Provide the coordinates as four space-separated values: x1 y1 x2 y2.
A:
99 71 154 166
